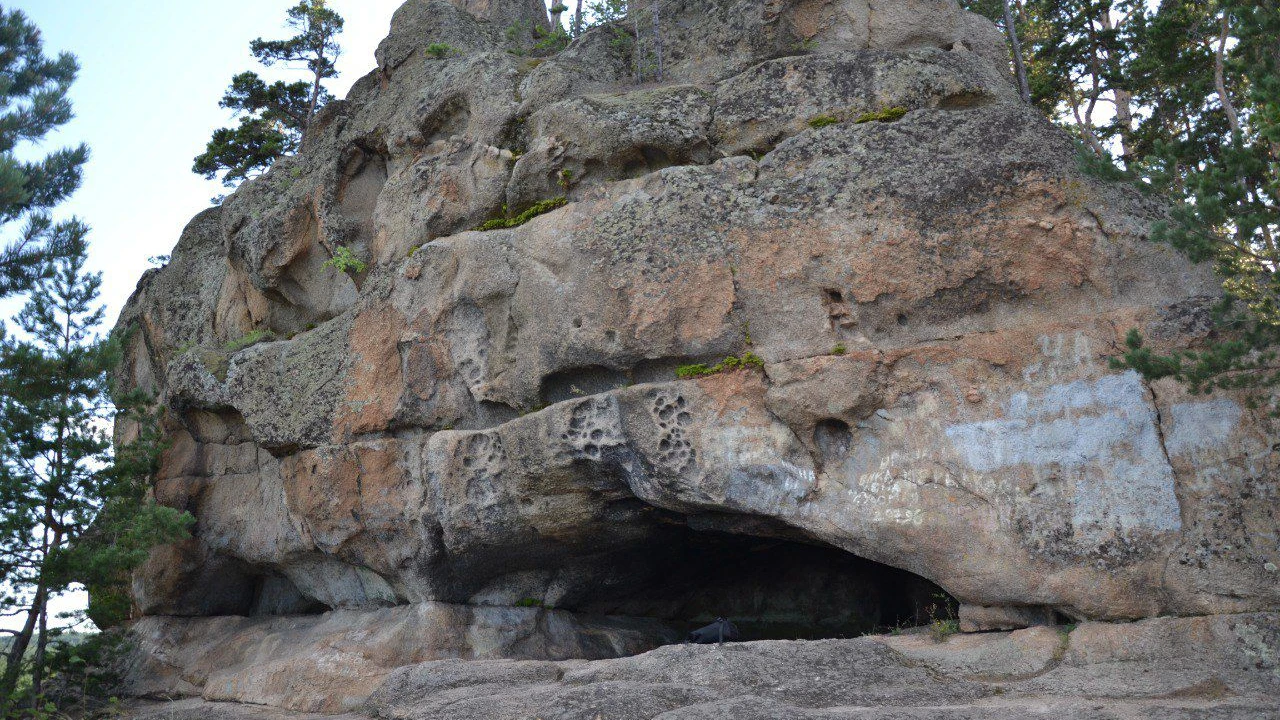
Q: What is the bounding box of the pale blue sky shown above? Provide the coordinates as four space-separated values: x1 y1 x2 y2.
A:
8 0 409 323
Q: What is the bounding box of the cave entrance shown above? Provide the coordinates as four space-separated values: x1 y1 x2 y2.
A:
566 520 953 641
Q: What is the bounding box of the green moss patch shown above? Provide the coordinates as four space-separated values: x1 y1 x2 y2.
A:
676 352 765 379
854 106 907 124
475 197 568 231
807 113 839 129
225 329 275 353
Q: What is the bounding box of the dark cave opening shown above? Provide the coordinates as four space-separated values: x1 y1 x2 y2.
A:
564 521 953 642
247 573 330 617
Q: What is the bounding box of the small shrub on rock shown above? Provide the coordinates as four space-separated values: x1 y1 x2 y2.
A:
929 618 959 643
323 245 368 274
425 42 455 59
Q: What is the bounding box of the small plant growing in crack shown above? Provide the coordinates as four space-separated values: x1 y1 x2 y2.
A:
929 618 960 642
323 245 368 274
925 591 960 643
425 42 455 59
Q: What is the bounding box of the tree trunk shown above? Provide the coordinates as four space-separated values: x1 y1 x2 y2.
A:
0 586 45 709
573 0 584 36
307 65 324 130
1097 8 1134 163
1114 87 1136 163
31 600 48 701
1002 0 1031 103
652 5 664 82
632 9 644 81
1213 13 1242 139
1068 84 1107 157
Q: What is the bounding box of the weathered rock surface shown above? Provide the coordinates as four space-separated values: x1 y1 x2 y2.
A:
124 603 676 713
123 613 1279 718
114 0 1280 715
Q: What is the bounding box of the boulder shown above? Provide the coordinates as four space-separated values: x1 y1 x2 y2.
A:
112 0 1280 714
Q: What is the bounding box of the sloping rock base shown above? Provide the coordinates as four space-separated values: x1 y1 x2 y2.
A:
124 612 1278 719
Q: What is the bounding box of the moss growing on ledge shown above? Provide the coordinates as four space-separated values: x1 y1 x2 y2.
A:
807 113 839 129
225 329 275 353
808 106 907 131
676 352 765 379
475 197 568 231
854 106 907 124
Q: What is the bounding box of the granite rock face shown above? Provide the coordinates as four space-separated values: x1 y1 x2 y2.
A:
113 0 1280 713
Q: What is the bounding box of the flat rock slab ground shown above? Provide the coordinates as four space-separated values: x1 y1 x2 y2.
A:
123 613 1279 719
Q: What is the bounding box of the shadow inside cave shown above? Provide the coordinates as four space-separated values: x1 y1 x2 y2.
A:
556 522 955 642
229 511 956 644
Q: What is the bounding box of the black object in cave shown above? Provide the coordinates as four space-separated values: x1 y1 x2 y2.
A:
687 617 740 644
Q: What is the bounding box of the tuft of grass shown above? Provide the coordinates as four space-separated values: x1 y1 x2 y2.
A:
505 20 529 42
534 30 570 53
676 351 765 379
425 42 455 59
323 245 368 274
854 106 908 124
929 618 960 643
475 197 568 231
514 597 545 608
832 343 847 355
807 113 840 129
224 329 275 353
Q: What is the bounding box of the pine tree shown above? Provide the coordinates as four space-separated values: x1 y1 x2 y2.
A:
0 8 88 299
193 0 344 187
0 227 191 712
1116 0 1280 407
961 0 1278 404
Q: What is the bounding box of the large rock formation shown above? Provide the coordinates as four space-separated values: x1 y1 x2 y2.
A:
113 0 1280 714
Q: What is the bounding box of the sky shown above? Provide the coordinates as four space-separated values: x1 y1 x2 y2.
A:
2 0 412 632
7 0 409 325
